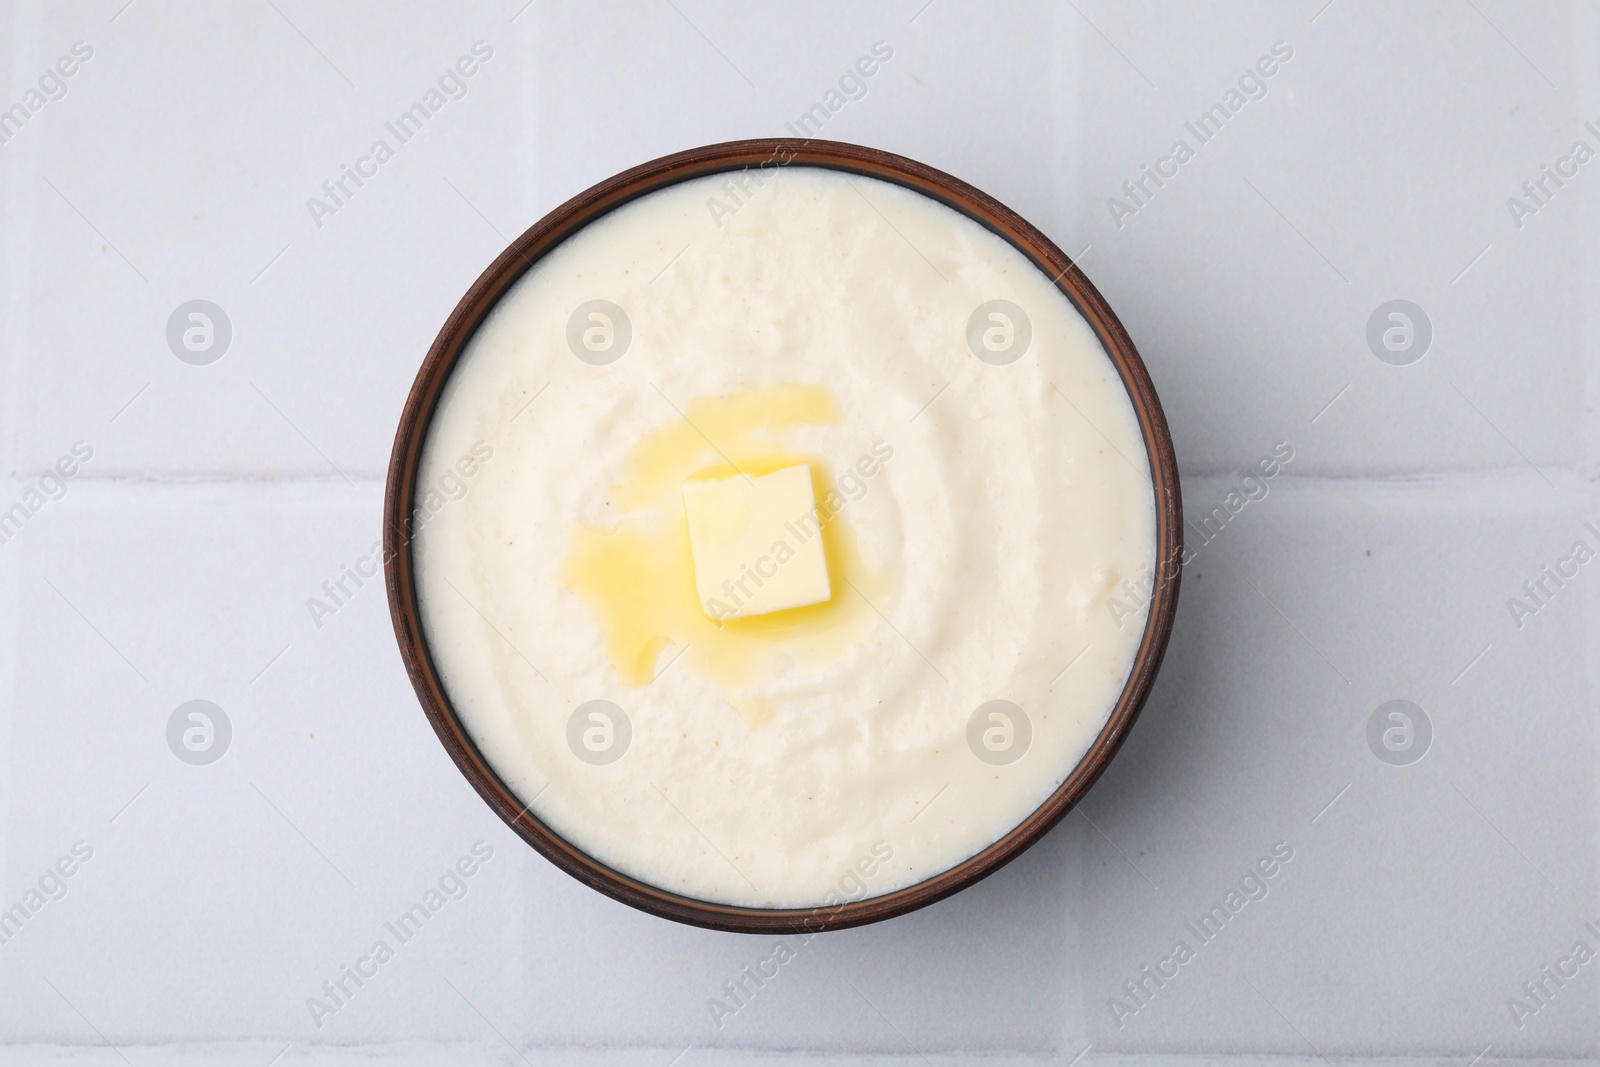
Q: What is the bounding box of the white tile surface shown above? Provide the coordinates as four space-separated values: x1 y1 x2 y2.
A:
3 0 1598 1062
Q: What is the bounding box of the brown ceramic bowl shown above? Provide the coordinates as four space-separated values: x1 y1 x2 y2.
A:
385 138 1181 934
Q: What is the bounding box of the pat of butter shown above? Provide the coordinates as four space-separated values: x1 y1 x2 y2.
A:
682 464 832 621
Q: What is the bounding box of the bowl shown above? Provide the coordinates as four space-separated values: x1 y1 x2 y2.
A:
384 138 1181 933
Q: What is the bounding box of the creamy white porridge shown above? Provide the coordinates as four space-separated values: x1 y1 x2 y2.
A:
412 165 1157 909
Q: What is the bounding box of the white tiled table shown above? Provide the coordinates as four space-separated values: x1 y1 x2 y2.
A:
2 1 1596 1062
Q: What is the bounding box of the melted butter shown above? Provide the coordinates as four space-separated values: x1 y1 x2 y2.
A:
560 382 889 725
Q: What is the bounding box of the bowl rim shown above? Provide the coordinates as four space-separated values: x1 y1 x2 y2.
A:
384 137 1182 934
